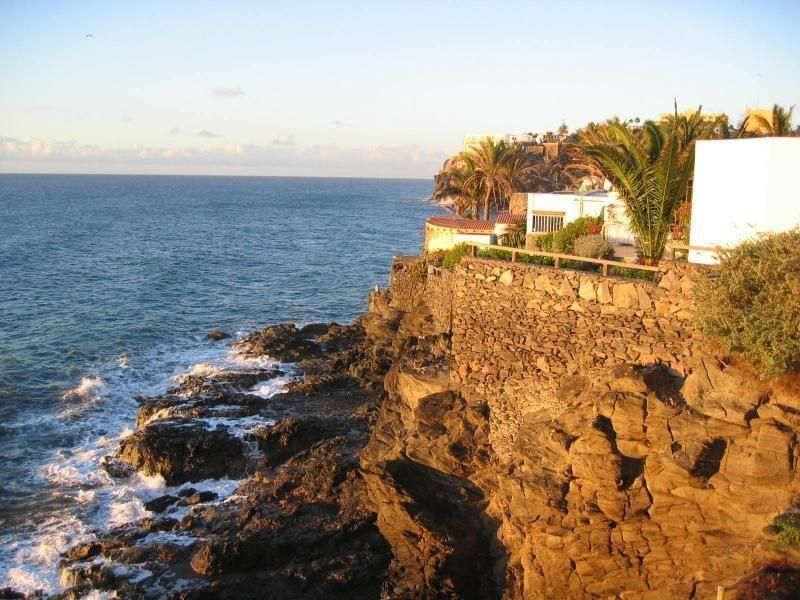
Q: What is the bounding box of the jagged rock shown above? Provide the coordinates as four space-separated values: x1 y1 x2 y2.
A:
249 417 341 469
117 421 246 485
144 494 179 513
206 330 231 341
235 323 322 362
183 490 218 505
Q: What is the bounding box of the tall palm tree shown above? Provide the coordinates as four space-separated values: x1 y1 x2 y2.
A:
459 138 532 220
440 156 481 217
749 104 795 136
576 120 695 264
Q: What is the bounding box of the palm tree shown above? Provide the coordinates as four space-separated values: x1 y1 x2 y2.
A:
458 138 532 220
749 104 795 136
440 156 481 217
576 120 695 264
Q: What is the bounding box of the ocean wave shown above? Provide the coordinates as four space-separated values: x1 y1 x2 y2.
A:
2 336 291 594
62 375 105 400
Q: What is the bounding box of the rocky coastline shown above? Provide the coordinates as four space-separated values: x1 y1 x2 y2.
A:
6 256 800 600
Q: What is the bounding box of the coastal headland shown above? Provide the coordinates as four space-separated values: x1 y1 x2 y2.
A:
17 254 800 599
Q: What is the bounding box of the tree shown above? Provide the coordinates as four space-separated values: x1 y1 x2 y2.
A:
458 138 533 220
576 119 695 264
749 104 796 136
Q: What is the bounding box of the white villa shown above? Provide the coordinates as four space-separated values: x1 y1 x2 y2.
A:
688 137 800 264
426 137 800 261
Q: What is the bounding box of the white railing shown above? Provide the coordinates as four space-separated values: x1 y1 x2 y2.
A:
530 211 564 233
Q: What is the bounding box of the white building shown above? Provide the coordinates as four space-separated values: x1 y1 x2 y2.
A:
525 190 635 245
688 137 800 264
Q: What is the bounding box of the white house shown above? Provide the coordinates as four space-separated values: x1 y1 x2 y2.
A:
688 137 800 264
525 190 635 245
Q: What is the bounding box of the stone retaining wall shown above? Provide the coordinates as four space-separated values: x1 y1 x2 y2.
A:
388 257 425 312
425 268 454 333
390 255 711 461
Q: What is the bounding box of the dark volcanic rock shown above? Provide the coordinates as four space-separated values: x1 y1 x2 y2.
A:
206 330 232 341
117 421 246 485
101 456 137 479
235 324 323 362
249 417 345 469
184 490 218 505
144 494 180 513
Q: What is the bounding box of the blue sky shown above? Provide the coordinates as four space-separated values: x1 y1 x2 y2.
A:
1 0 798 177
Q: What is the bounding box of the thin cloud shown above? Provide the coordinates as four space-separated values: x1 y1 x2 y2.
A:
213 87 245 97
197 130 222 138
272 133 295 147
0 135 446 178
121 116 134 123
30 105 55 111
168 127 180 136
334 120 352 127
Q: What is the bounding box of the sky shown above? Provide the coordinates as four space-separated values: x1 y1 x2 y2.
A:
1 0 799 178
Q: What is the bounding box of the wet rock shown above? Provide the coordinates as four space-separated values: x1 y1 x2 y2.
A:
101 456 137 479
117 421 246 485
144 494 179 513
249 417 343 468
235 324 322 362
184 490 218 505
206 330 232 341
177 487 197 498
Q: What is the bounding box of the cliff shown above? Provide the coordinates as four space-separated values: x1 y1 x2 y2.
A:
45 257 800 599
361 256 800 599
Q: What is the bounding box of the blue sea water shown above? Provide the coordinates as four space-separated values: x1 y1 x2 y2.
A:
0 174 437 593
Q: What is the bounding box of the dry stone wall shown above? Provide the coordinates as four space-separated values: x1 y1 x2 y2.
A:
450 258 708 460
390 256 709 462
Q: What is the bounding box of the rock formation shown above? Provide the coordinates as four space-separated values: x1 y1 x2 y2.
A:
46 257 800 599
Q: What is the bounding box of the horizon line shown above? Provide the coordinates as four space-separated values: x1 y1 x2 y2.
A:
0 171 432 182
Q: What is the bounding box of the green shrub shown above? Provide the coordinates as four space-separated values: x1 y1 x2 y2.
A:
441 243 472 270
406 258 428 282
574 234 615 259
478 248 512 260
694 229 800 376
775 515 800 547
535 216 603 254
425 249 445 267
498 223 526 248
610 266 656 281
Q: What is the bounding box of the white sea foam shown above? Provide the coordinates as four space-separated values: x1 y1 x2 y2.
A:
62 375 105 400
2 335 291 595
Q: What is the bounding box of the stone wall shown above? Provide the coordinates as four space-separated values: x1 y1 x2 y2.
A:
424 267 454 333
388 256 425 312
390 255 708 461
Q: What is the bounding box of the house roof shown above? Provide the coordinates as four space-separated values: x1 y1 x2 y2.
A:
426 211 525 233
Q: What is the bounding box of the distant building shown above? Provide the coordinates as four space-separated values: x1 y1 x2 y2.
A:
743 107 774 134
658 110 727 124
688 137 800 264
461 133 540 154
424 212 526 251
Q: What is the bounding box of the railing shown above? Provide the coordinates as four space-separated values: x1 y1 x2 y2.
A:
465 242 662 277
530 210 565 233
668 243 722 261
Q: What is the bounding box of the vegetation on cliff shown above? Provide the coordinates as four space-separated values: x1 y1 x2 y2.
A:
694 228 800 376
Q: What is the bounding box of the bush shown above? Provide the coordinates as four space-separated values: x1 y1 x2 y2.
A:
694 229 800 376
536 216 603 254
478 248 512 260
774 515 800 547
442 243 472 270
738 560 800 600
573 234 614 259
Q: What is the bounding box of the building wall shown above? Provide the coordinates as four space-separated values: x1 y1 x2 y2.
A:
424 223 495 251
689 138 800 264
526 193 607 232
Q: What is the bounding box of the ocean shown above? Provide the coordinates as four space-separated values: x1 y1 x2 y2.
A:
0 174 437 594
